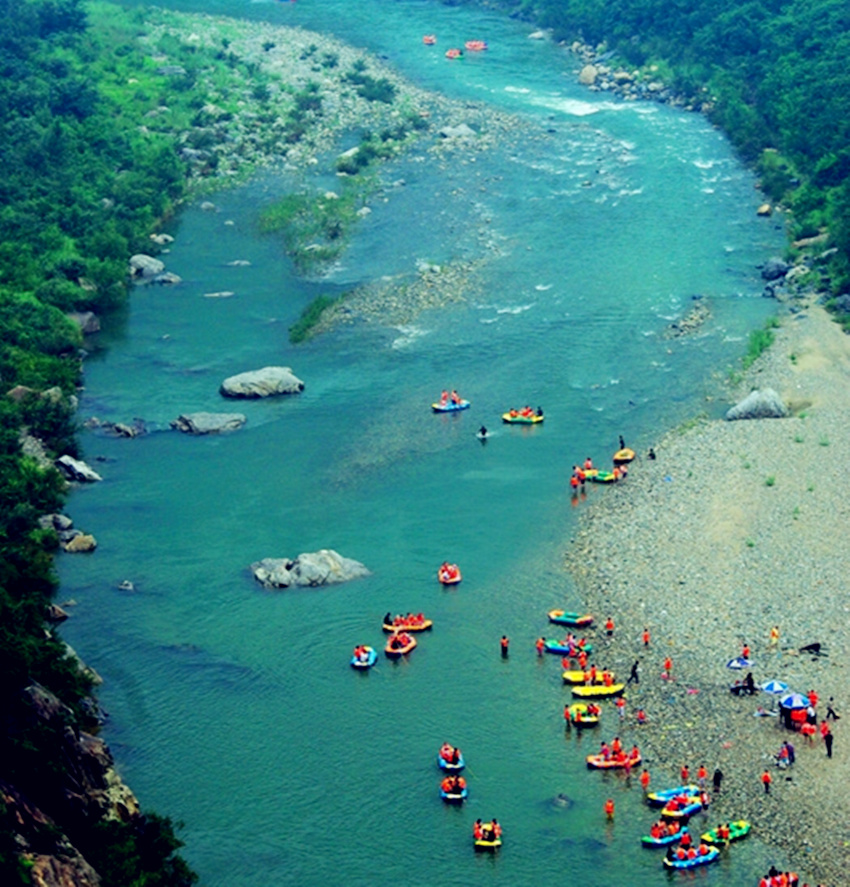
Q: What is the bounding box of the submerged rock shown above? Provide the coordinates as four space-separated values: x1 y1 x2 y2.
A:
251 550 370 589
726 387 788 421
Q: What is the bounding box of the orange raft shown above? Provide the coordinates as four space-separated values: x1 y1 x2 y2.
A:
423 34 436 45
382 617 433 632
464 40 488 51
385 633 417 658
586 750 641 769
438 563 462 585
445 48 463 59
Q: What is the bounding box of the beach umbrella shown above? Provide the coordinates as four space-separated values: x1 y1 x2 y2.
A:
761 680 789 695
726 657 752 670
778 692 810 710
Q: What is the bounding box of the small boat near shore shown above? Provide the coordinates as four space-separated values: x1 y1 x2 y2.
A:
464 40 487 51
432 399 470 413
661 796 707 820
567 703 599 727
700 820 751 844
646 785 701 807
544 639 593 655
586 750 641 769
548 609 593 627
438 563 462 585
662 847 719 870
562 670 608 685
641 826 687 848
437 745 465 772
572 683 624 699
613 447 635 464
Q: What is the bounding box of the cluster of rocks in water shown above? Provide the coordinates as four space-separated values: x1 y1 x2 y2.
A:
251 550 370 589
663 296 711 338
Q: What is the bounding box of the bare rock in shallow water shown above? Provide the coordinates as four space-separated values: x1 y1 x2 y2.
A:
725 387 788 421
56 455 102 483
220 366 304 398
251 550 370 588
64 534 97 553
171 412 246 434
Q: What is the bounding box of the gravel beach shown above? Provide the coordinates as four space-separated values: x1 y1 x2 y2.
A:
565 299 850 884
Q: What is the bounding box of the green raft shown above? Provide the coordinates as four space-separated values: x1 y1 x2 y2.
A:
700 820 751 844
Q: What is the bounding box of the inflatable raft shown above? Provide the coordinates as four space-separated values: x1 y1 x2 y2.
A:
544 639 593 655
613 448 635 464
641 827 687 848
586 751 641 769
445 48 462 59
502 411 543 424
661 797 706 820
432 399 470 413
548 609 593 628
382 619 433 632
662 847 719 870
385 635 417 658
440 787 468 804
568 703 599 727
350 647 377 669
562 670 607 685
423 34 436 45
585 468 617 483
437 749 465 772
646 785 700 807
464 40 487 51
474 837 501 852
571 683 625 699
700 820 751 844
438 565 462 585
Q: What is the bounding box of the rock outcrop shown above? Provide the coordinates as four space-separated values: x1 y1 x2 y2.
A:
251 549 370 589
220 367 304 398
55 456 102 483
726 388 788 421
171 412 246 434
761 257 791 281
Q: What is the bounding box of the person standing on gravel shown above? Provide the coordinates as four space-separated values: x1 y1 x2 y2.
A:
824 726 834 758
712 768 723 794
761 769 772 794
627 660 640 685
826 697 840 720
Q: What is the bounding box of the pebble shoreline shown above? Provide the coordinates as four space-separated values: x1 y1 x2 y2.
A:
565 300 850 885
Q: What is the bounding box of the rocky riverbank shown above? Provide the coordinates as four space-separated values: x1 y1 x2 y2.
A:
565 298 850 884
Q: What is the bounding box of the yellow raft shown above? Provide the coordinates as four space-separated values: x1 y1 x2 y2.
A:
562 670 609 685
572 683 625 699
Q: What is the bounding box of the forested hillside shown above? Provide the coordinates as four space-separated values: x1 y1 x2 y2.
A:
475 0 850 305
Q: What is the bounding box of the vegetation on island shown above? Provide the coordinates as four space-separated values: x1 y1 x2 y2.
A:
460 0 850 310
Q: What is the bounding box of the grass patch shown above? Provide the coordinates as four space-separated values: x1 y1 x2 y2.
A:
741 318 778 370
289 294 340 343
765 475 776 486
792 506 800 520
793 434 804 443
789 352 797 364
745 539 755 548
819 435 830 446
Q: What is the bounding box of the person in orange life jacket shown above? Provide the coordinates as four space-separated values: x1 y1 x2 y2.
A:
473 819 483 840
697 765 707 787
500 635 509 658
489 819 502 839
640 769 651 792
742 643 750 660
680 764 689 783
636 708 647 725
599 741 610 760
587 702 601 717
584 456 593 470
679 830 691 849
536 637 545 656
642 627 650 647
450 389 461 404
570 474 579 490
604 617 614 636
611 736 622 755
439 390 448 406
604 798 614 820
761 769 772 793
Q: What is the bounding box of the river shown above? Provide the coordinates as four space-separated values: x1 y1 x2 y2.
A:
59 1 786 883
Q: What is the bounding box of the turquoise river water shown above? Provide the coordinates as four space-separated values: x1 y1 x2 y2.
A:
59 1 789 884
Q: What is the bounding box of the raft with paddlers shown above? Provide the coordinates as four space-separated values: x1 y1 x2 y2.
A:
662 846 719 869
502 409 543 424
432 399 470 413
661 794 707 820
382 617 433 632
700 820 751 844
423 34 436 45
572 683 625 699
384 633 416 658
440 775 467 804
641 825 687 848
437 562 461 585
567 703 599 727
472 819 502 851
464 40 487 51
562 670 609 685
350 646 377 669
646 785 701 807
613 448 635 464
585 468 617 483
445 48 463 59
548 609 593 627
544 639 593 655
437 744 465 772
586 749 641 769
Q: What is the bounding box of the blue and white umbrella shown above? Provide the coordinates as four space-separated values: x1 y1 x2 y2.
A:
761 680 789 695
779 692 810 710
726 656 753 670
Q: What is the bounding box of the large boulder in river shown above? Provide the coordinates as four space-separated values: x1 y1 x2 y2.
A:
128 254 165 280
726 388 788 421
56 455 102 482
171 412 246 434
761 257 791 281
251 550 370 589
220 367 304 399
578 64 598 85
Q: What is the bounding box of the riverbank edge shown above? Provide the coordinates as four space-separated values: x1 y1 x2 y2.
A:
563 295 850 885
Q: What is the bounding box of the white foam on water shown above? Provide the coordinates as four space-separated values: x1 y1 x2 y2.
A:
390 325 429 349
